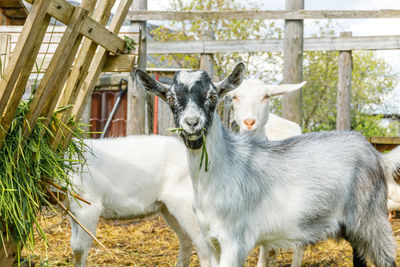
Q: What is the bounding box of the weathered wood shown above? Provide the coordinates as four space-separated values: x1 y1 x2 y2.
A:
71 0 134 130
200 29 215 78
127 0 148 135
336 32 353 131
0 15 51 144
0 25 139 44
127 9 400 21
52 0 116 147
146 35 400 53
0 0 50 122
25 0 125 54
282 0 304 125
0 35 11 77
23 6 88 135
368 137 400 152
103 54 137 72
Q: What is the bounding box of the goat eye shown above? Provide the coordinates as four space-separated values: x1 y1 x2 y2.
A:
168 96 175 106
209 94 217 102
232 96 239 102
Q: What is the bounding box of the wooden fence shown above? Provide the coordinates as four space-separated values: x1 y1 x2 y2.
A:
127 0 400 139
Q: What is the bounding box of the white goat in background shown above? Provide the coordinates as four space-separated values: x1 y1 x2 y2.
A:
69 135 211 267
229 79 305 267
229 79 304 140
136 63 398 267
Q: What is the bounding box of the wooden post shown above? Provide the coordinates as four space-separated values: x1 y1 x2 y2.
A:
155 74 175 136
200 29 214 78
0 35 10 78
282 0 304 125
127 0 147 135
336 32 353 130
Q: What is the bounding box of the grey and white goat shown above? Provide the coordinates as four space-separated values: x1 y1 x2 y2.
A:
136 63 398 267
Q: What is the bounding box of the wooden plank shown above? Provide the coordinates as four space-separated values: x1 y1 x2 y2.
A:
200 29 215 78
0 15 51 145
127 0 148 135
0 0 50 124
0 34 11 77
127 9 400 21
52 0 117 147
336 32 353 130
282 0 304 125
25 0 125 54
6 34 398 54
369 137 400 145
70 0 134 139
23 6 88 134
103 54 137 72
3 54 137 73
144 35 400 53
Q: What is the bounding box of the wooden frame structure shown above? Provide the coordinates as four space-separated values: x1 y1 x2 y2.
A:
0 0 136 264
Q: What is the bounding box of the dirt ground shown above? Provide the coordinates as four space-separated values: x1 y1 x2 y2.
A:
21 210 400 266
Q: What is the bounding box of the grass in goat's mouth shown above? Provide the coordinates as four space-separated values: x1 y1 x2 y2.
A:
167 127 209 172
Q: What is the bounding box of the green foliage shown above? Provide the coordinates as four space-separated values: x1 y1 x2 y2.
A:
0 99 88 259
272 22 399 136
151 3 399 136
149 0 281 80
124 35 136 54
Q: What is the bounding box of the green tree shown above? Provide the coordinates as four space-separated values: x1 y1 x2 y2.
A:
149 0 282 81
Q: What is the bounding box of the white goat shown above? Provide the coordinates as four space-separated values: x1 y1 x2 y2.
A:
229 79 304 140
136 63 398 267
229 79 305 267
385 148 400 215
69 135 211 267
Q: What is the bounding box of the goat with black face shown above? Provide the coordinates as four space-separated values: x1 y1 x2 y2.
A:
135 65 244 149
135 63 397 267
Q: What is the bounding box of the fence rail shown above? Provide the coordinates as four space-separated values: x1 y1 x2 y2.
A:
127 9 400 21
146 35 400 54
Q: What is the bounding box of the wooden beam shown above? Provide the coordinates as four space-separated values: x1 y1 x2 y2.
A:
282 0 304 125
336 32 353 131
23 6 88 135
71 0 134 133
127 0 148 135
103 54 137 72
25 0 125 54
0 34 11 77
0 0 50 143
144 35 400 53
200 29 215 78
52 0 117 147
0 15 51 144
127 9 400 21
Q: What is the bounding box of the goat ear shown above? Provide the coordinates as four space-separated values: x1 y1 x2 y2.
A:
215 62 245 98
266 81 307 98
135 69 168 101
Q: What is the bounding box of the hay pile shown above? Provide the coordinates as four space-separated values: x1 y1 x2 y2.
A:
21 210 400 266
0 100 87 262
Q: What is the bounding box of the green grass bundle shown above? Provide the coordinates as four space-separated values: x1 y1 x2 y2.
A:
0 99 88 260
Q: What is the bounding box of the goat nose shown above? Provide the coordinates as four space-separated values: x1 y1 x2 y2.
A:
244 118 255 127
185 117 200 127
